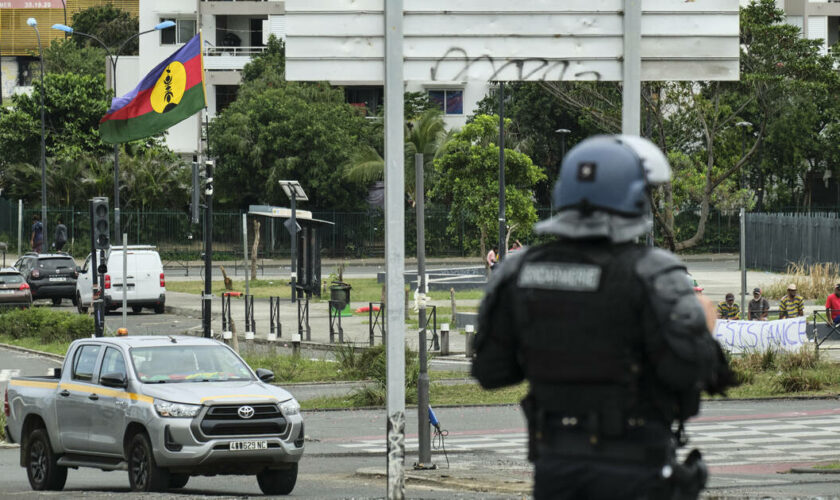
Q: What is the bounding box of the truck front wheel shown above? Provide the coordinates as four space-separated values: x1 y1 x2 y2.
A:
26 428 67 491
256 463 297 495
127 432 170 492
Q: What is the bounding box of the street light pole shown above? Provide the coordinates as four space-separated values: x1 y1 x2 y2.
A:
553 128 571 213
27 18 48 251
52 21 176 242
736 121 752 190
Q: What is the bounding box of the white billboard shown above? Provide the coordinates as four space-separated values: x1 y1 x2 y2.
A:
286 0 740 83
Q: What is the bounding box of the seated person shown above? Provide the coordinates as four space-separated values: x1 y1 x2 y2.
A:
717 293 740 320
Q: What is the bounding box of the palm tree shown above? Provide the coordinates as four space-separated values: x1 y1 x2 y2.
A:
343 109 452 204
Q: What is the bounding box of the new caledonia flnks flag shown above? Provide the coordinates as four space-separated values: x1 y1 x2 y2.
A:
99 33 206 144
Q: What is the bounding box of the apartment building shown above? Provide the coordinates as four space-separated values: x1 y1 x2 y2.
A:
779 0 840 53
0 0 138 101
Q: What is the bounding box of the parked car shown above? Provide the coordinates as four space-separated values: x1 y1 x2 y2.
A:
76 245 165 314
0 267 32 309
13 253 78 306
5 336 303 494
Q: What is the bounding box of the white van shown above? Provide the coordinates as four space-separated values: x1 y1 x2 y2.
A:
76 245 166 314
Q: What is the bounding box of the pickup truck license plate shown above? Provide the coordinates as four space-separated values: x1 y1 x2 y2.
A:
49 277 67 282
230 440 267 451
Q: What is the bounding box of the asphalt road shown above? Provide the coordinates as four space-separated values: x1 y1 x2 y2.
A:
44 301 203 337
0 451 508 499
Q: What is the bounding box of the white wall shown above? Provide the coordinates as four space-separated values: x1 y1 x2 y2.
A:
1 57 17 103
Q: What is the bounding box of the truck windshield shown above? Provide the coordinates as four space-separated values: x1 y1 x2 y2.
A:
129 345 254 383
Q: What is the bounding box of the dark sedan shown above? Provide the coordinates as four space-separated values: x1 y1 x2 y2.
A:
14 253 78 306
0 268 32 309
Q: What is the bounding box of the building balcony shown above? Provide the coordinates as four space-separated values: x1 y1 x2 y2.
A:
200 0 284 16
204 46 266 71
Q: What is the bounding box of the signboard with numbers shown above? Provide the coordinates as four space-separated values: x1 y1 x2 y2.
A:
286 0 740 83
0 0 64 8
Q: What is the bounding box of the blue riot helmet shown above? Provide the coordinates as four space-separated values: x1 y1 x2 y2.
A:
537 135 671 242
552 135 671 216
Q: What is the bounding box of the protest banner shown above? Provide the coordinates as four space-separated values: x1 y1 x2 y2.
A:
713 317 808 354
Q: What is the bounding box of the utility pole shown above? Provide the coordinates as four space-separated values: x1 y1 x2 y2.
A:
384 0 406 496
414 153 432 468
203 159 214 338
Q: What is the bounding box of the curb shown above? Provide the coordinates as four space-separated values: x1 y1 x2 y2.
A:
355 466 531 495
789 466 840 474
0 442 20 449
0 342 65 361
165 304 220 320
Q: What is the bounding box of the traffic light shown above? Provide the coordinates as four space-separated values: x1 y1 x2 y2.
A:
204 159 214 197
190 157 200 224
91 197 110 249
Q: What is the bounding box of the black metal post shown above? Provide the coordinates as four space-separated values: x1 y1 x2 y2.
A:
498 82 506 261
31 23 48 251
89 200 103 337
203 160 213 338
290 196 297 303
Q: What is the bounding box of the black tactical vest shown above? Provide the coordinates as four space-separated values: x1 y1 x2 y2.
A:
511 240 656 434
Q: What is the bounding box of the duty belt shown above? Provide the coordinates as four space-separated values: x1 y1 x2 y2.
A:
539 431 673 466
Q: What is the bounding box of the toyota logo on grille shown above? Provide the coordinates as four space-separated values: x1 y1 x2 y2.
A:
237 406 255 419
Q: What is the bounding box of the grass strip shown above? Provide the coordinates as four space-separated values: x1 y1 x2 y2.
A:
301 382 528 410
166 277 485 303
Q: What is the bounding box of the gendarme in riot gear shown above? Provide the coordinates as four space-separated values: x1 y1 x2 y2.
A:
472 135 736 500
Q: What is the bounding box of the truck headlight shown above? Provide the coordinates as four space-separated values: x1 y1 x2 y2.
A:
154 399 201 418
280 399 300 416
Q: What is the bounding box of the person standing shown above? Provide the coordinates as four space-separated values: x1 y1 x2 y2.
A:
53 218 68 252
825 284 840 326
30 215 43 253
472 135 735 499
748 288 770 321
716 293 740 320
779 283 804 319
486 246 498 271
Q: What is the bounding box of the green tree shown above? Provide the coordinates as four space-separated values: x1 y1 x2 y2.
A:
430 115 546 256
0 72 110 179
475 83 600 206
342 109 453 204
209 42 377 210
70 4 140 55
241 35 285 83
41 39 108 79
534 0 840 250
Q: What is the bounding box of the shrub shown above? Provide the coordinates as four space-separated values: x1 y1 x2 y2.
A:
773 369 826 393
344 344 420 405
0 308 93 343
730 349 777 373
776 347 819 371
761 262 840 301
244 353 304 382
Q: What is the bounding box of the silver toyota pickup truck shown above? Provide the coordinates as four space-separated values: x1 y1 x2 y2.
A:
4 335 304 494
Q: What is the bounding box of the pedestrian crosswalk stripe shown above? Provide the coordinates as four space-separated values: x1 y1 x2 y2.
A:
0 369 21 382
335 414 840 468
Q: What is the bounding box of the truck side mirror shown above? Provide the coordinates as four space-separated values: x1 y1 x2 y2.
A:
100 372 127 388
255 368 274 383
76 266 84 274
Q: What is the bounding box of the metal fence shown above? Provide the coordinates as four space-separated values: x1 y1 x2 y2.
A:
0 197 752 260
0 198 479 260
746 212 840 272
